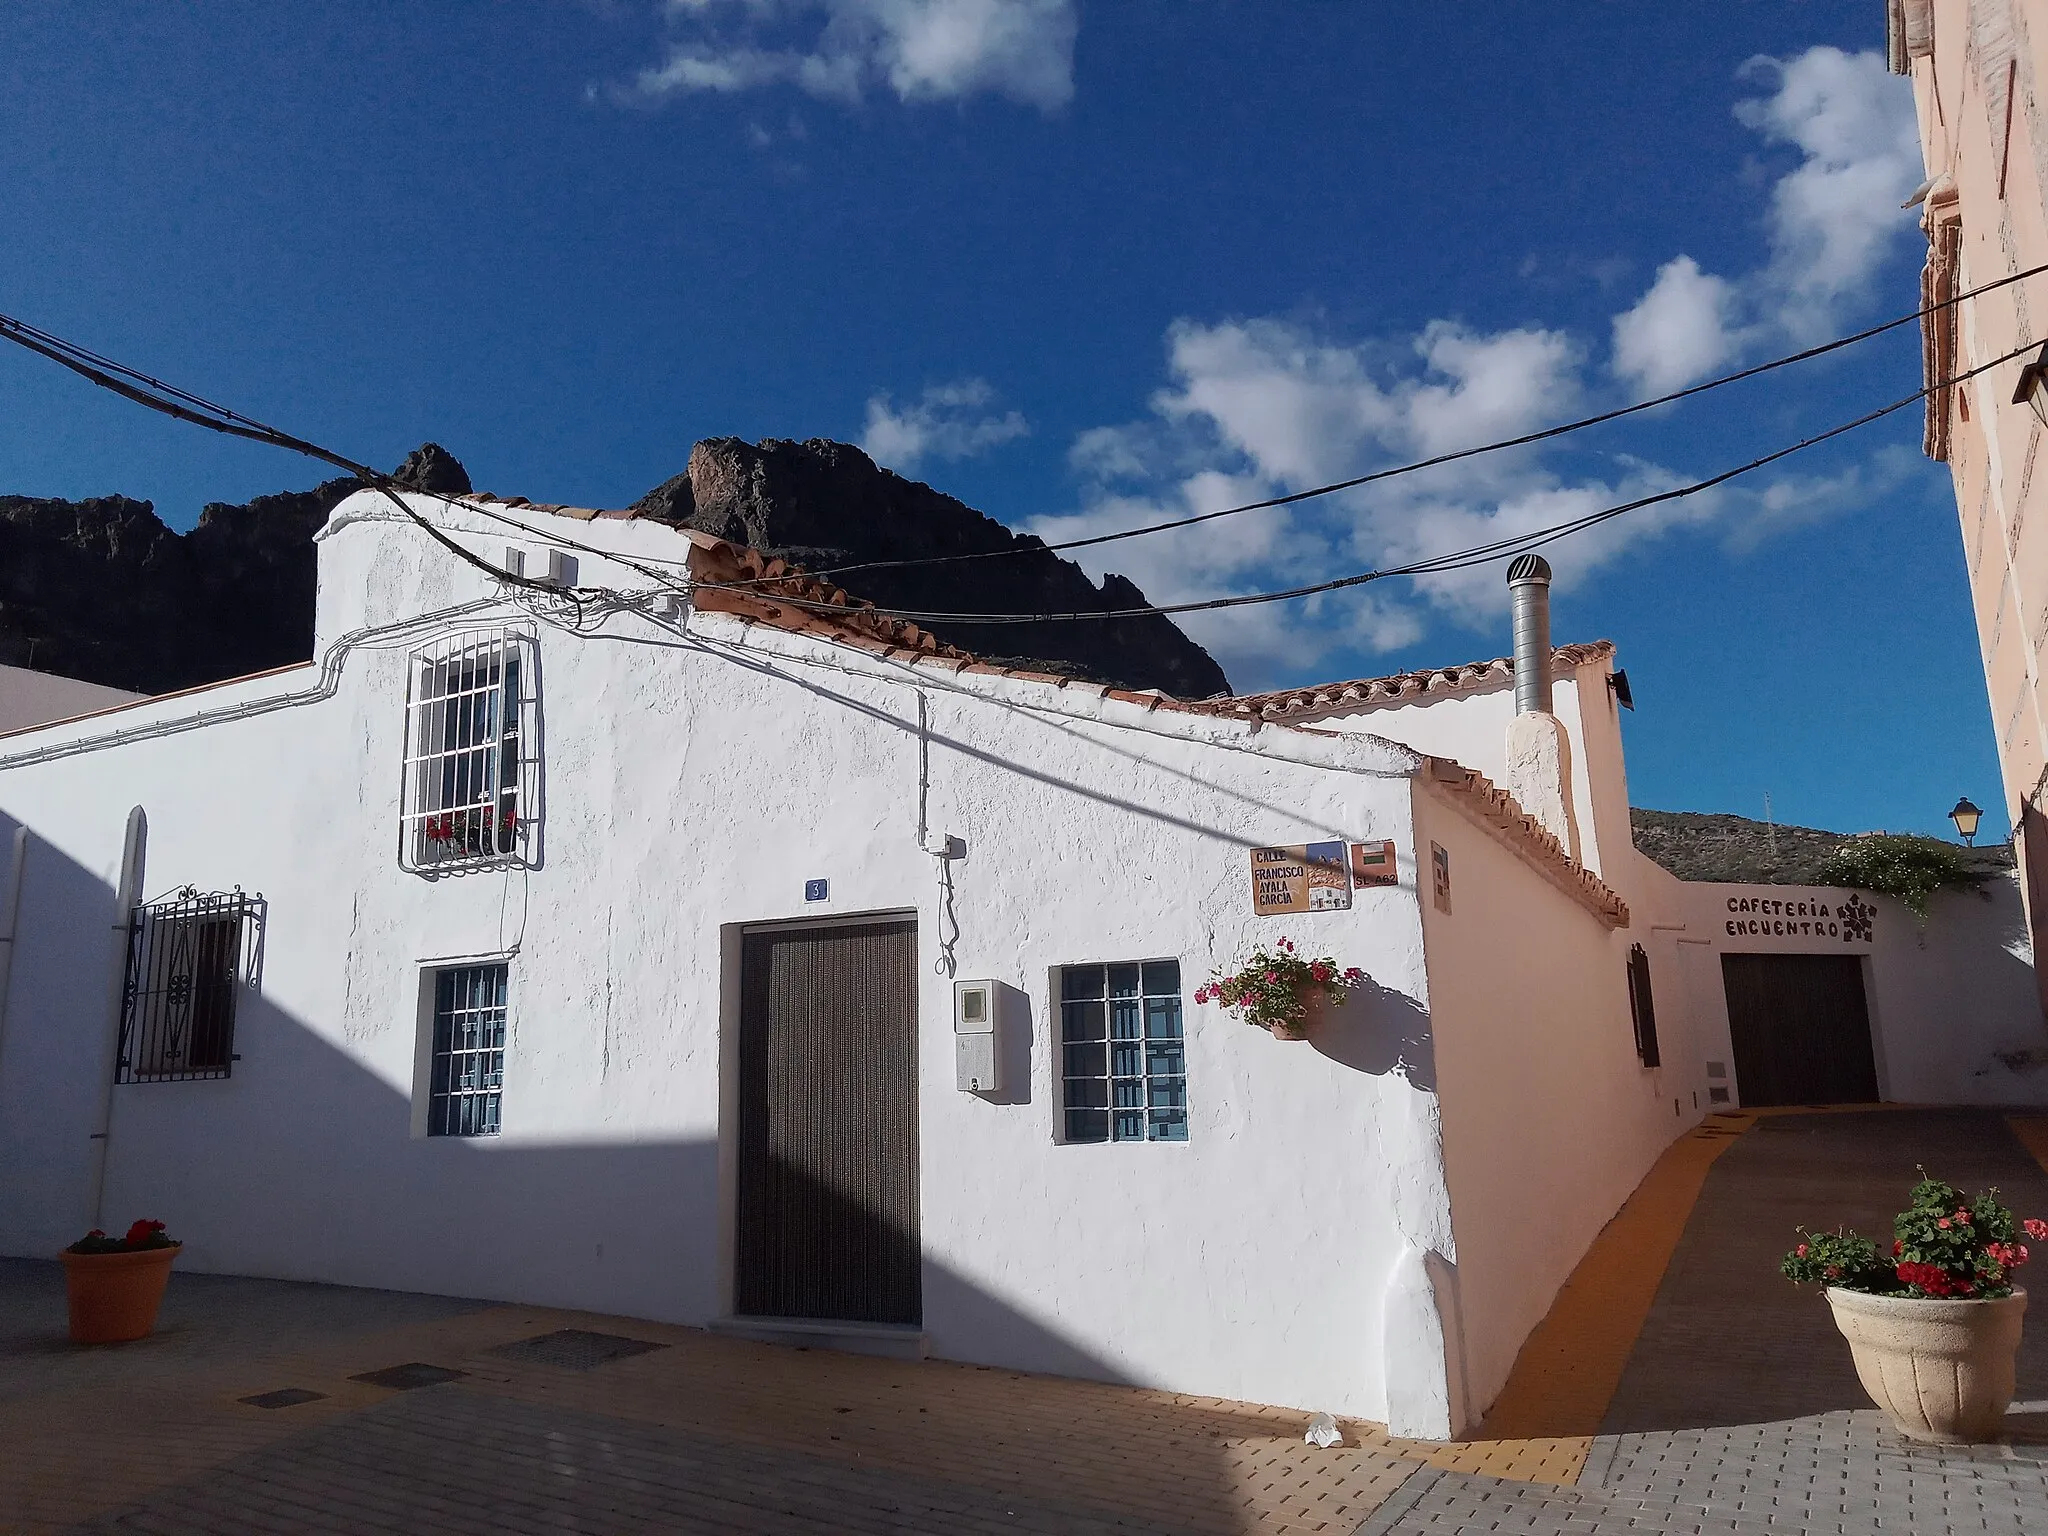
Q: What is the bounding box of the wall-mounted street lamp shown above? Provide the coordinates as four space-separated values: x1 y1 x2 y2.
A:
1950 796 1984 847
2013 343 2048 429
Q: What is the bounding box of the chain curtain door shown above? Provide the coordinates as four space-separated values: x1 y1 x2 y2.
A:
734 919 921 1325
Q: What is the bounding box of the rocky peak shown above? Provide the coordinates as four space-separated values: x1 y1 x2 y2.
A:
636 437 1231 698
1 437 1231 701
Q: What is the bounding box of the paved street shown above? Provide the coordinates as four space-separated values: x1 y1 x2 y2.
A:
8 1109 2048 1533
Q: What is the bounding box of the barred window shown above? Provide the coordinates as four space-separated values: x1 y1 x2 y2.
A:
400 633 535 872
1059 961 1187 1143
427 963 507 1137
117 888 259 1083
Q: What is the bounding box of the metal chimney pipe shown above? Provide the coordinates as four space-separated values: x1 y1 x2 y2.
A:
1507 554 1553 715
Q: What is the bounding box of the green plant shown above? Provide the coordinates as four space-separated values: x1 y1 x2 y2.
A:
1782 1175 2048 1299
1815 834 1985 917
1196 938 1367 1038
66 1220 176 1255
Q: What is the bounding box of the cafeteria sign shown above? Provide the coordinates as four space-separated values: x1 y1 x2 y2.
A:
1250 841 1352 915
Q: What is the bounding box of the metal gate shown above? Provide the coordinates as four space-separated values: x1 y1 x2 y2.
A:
734 919 921 1325
1721 952 1879 1107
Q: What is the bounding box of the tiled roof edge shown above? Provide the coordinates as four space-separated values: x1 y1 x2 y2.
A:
1420 756 1631 929
1226 641 1616 721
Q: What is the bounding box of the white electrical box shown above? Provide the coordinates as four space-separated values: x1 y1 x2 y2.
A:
953 979 1021 1094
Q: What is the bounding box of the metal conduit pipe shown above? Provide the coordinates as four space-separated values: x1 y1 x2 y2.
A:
1507 553 1554 715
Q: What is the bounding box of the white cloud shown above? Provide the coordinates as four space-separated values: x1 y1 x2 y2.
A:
1029 317 1684 685
1605 47 1920 389
630 0 1075 110
1611 256 1744 395
1735 45 1924 336
861 378 1029 470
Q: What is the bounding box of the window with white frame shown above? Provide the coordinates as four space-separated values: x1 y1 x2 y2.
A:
400 632 535 871
426 963 507 1136
1059 960 1188 1143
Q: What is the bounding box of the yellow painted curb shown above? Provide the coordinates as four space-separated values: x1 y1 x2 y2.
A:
1472 1111 1757 1446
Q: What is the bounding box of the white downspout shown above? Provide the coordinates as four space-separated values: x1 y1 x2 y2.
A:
86 806 146 1230
0 826 29 1095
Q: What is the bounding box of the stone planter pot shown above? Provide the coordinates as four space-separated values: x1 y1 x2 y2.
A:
61 1244 181 1344
1825 1285 2026 1443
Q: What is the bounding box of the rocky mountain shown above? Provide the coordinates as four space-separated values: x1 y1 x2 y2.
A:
636 437 1229 698
0 445 468 696
0 439 1229 699
1630 808 2010 885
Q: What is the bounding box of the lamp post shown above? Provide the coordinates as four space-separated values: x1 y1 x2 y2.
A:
2014 343 2048 428
1950 796 1984 847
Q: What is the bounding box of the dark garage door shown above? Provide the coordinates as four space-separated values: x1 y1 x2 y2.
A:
1721 952 1879 1107
734 919 921 1326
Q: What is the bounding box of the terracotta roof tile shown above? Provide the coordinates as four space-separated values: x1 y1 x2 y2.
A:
1225 642 1616 721
446 492 1626 913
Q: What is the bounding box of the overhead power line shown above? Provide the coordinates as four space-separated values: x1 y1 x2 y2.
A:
0 313 579 603
751 257 2048 589
756 334 2044 628
0 283 2036 640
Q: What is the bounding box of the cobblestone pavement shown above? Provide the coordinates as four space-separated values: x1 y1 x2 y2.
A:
1361 1108 2048 1534
14 1109 2048 1534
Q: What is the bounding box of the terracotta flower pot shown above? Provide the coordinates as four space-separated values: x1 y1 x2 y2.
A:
61 1244 181 1344
1825 1285 2026 1443
1267 988 1328 1041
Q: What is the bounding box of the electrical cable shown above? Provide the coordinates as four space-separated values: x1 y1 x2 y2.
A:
730 257 2048 588
0 313 583 608
746 332 2045 627
1 280 2036 636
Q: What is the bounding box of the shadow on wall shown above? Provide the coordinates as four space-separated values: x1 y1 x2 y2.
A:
1312 976 1436 1092
0 810 1131 1397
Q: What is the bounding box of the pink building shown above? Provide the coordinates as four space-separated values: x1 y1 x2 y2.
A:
1892 0 2048 998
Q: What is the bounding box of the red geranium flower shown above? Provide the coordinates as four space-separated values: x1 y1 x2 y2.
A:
123 1219 166 1246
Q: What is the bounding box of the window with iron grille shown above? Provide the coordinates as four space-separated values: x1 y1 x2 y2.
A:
116 888 260 1083
1627 943 1661 1069
1059 960 1187 1143
426 963 508 1137
399 631 536 873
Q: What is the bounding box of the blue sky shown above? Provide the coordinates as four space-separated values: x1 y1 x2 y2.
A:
0 2 1998 839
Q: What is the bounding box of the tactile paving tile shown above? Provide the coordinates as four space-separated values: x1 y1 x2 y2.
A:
485 1327 668 1370
347 1361 467 1391
235 1388 327 1410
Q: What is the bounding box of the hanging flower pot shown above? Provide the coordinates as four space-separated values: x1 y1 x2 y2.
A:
60 1220 181 1344
1784 1176 2046 1443
1196 939 1368 1042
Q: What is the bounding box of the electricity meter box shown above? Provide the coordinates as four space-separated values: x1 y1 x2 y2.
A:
952 979 1024 1094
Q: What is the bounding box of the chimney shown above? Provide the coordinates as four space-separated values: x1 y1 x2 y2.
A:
1508 555 1554 716
1502 556 1583 861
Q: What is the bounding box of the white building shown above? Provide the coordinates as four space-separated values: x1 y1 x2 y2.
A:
0 487 2033 1439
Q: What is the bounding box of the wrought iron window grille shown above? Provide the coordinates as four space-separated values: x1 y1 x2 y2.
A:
398 629 539 875
116 886 263 1084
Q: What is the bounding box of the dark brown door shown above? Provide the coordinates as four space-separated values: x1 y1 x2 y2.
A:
735 919 921 1325
1722 952 1879 1107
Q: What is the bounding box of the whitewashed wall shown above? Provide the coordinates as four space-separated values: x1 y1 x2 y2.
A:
0 492 1460 1428
1410 785 1688 1425
1638 858 2047 1107
1301 659 1633 887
